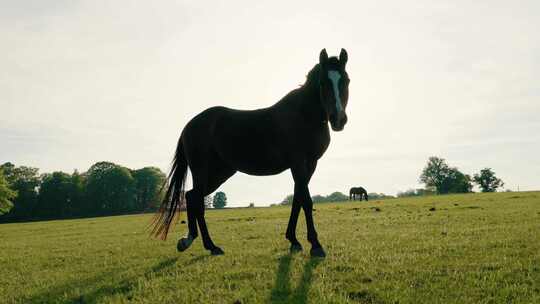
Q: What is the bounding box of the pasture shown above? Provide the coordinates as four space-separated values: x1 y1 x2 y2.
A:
1 192 539 304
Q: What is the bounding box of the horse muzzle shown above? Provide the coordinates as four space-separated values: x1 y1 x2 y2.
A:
330 112 347 131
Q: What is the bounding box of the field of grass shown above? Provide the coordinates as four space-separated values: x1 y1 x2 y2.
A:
1 192 539 304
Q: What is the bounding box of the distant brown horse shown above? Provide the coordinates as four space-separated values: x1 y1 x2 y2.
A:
349 187 368 201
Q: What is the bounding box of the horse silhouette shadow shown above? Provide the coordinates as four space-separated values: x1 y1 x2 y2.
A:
25 257 178 303
270 254 323 304
77 257 178 303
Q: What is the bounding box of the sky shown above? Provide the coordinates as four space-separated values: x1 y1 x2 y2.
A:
1 0 539 206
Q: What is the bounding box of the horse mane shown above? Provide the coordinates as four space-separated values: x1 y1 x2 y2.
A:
302 57 340 89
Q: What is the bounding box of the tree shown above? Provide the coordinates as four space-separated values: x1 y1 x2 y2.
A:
204 195 213 209
212 191 227 209
326 191 349 202
281 194 294 205
69 170 86 216
287 192 366 204
132 167 167 211
442 168 473 194
0 163 40 219
0 169 17 215
420 157 450 194
473 168 504 192
34 170 85 218
419 157 472 194
85 162 136 215
311 194 326 203
36 171 74 218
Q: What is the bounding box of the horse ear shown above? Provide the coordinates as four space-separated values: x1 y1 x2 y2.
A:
319 49 329 65
339 48 348 68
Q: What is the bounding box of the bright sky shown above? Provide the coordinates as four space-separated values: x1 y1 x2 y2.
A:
1 1 539 206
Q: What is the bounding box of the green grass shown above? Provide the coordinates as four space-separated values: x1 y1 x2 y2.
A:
1 192 539 304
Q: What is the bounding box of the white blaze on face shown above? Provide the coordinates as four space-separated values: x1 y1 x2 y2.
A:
327 70 342 114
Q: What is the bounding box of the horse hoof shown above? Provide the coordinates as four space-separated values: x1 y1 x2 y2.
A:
290 243 303 253
211 247 224 256
177 238 192 252
310 247 326 258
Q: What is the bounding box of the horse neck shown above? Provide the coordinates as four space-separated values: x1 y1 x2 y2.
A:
271 65 326 125
297 84 326 124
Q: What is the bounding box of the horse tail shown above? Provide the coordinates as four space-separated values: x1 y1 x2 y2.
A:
151 137 188 240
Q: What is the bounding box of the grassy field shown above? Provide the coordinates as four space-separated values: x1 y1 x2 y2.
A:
1 192 539 304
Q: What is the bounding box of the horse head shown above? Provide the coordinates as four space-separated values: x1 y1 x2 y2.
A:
318 48 349 131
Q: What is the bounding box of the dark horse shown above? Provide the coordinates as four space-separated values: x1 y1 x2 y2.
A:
152 49 350 258
349 187 368 201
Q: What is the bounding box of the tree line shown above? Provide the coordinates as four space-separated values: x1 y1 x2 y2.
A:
0 155 506 220
0 161 233 221
418 156 504 194
278 156 505 204
397 157 505 197
0 162 167 221
278 191 395 206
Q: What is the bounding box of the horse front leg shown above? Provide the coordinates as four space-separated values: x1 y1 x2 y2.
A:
291 160 325 257
299 185 325 257
285 199 303 252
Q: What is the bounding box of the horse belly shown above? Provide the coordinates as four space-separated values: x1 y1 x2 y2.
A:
227 144 289 176
213 110 290 176
237 163 289 176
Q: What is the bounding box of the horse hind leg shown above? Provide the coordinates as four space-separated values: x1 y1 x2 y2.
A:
191 158 235 255
177 197 198 252
184 189 224 255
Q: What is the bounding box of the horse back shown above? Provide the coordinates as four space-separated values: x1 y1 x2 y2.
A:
181 106 288 175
